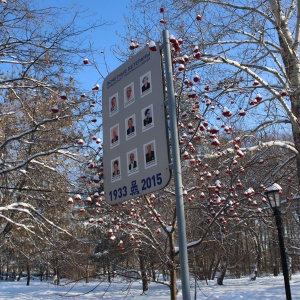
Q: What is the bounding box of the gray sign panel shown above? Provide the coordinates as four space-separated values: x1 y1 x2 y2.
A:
102 46 171 204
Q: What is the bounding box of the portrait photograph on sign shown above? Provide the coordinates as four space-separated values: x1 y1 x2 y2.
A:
109 93 119 116
127 148 139 175
144 140 157 169
110 124 120 148
140 71 152 98
142 104 154 132
111 156 121 182
125 114 136 140
124 82 135 107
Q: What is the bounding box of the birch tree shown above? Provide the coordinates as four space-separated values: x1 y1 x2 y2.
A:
0 0 103 245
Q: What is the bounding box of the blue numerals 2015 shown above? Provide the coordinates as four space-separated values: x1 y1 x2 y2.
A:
141 173 162 190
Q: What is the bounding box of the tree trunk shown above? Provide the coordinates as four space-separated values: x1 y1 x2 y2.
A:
57 268 60 285
46 267 49 281
193 276 197 300
212 257 221 280
85 259 89 284
40 266 43 281
250 263 258 281
6 260 9 280
11 270 16 281
151 261 156 281
169 266 177 300
288 256 292 280
107 262 111 283
217 258 227 285
207 257 215 280
272 236 279 276
290 102 300 187
248 227 262 279
272 0 300 186
17 270 22 281
53 263 60 285
26 261 30 286
138 250 148 293
168 232 178 300
273 262 279 276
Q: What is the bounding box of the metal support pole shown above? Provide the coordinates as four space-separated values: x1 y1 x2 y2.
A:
274 207 292 300
162 29 191 300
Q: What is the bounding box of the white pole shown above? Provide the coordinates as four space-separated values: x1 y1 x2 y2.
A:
162 29 191 300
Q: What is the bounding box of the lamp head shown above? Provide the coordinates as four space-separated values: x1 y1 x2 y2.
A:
264 183 282 208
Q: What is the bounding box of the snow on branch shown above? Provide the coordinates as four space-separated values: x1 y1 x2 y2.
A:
199 53 297 126
0 202 72 236
249 119 291 134
203 140 297 160
0 111 15 117
0 214 35 234
31 159 56 171
0 146 73 175
0 117 62 150
57 149 80 161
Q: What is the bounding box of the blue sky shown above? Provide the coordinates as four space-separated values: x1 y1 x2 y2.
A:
39 0 130 89
79 0 129 69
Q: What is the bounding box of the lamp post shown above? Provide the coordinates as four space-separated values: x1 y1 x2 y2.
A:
265 183 292 300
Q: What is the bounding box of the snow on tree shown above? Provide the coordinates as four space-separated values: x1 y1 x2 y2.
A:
0 0 106 279
1 1 300 298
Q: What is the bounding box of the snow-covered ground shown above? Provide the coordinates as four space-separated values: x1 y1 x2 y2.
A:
0 273 299 299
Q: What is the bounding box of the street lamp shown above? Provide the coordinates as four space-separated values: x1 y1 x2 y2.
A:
265 183 292 300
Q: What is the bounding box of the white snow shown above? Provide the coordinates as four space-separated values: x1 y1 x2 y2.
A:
0 273 299 299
